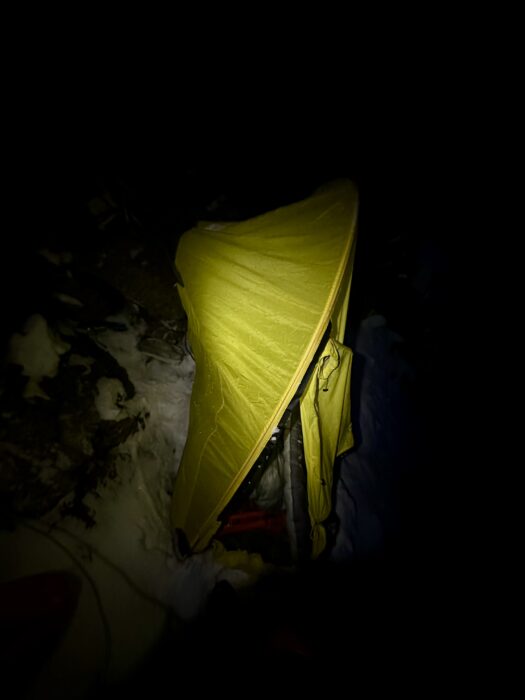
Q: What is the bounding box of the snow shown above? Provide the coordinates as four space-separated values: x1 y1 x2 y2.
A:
94 313 195 483
0 309 266 697
94 377 128 420
8 314 70 399
1 298 419 696
54 292 84 307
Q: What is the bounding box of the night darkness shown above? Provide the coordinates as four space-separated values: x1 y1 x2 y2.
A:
1 104 463 694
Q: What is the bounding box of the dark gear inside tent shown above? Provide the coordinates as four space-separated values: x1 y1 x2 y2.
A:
171 180 359 561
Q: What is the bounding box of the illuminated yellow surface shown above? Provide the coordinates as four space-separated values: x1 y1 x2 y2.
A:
300 338 354 557
171 180 358 553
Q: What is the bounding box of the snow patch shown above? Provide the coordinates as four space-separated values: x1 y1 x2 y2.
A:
1 309 274 695
95 378 127 421
8 314 70 399
54 292 84 307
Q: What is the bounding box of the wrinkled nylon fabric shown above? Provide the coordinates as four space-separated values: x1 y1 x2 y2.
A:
171 180 358 552
300 338 354 558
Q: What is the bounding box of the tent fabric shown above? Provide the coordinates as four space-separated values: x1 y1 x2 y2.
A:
171 180 359 554
300 337 354 558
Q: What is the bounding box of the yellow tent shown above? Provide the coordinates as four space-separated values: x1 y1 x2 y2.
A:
171 180 359 558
